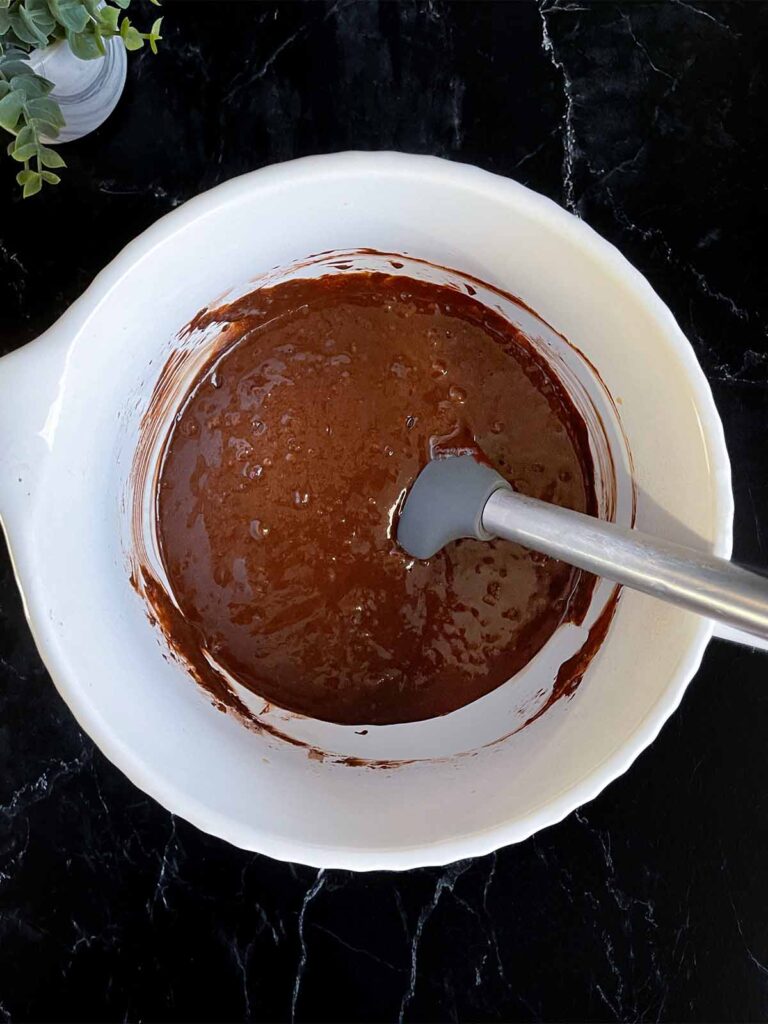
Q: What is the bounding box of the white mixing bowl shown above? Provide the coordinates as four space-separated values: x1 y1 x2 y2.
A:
0 153 755 870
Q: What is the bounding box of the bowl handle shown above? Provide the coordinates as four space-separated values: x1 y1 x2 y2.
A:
712 622 768 652
0 329 70 535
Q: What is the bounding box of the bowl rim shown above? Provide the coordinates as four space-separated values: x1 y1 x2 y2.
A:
2 151 732 870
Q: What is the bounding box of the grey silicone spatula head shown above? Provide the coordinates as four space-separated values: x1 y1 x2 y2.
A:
396 455 511 559
396 454 768 641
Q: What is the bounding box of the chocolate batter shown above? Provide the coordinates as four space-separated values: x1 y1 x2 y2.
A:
155 272 598 725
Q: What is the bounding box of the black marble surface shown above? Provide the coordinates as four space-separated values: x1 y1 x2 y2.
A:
1 2 768 1021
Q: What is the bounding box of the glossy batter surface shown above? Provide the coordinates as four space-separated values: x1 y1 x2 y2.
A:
156 273 597 724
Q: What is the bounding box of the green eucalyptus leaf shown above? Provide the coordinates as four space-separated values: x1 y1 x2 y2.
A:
10 122 38 160
18 0 56 47
0 81 10 100
23 169 42 197
81 0 101 16
26 94 65 127
38 142 64 166
147 15 161 53
5 32 33 52
0 9 11 33
121 24 143 51
23 0 57 28
16 168 36 185
11 140 37 161
10 71 52 97
0 89 23 131
0 0 12 10
0 58 36 77
3 45 37 59
1 32 34 53
7 10 42 46
65 25 102 59
13 124 36 147
112 0 131 9
28 116 59 137
48 0 89 34
97 4 119 32
41 169 60 184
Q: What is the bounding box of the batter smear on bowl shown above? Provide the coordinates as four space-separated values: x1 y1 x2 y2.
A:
155 272 598 725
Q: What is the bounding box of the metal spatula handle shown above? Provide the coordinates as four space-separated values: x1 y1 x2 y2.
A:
483 489 768 640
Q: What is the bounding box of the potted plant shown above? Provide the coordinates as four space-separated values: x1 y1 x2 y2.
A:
0 0 162 196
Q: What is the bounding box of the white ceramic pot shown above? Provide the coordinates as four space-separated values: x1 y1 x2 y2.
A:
28 36 126 143
0 153 761 870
